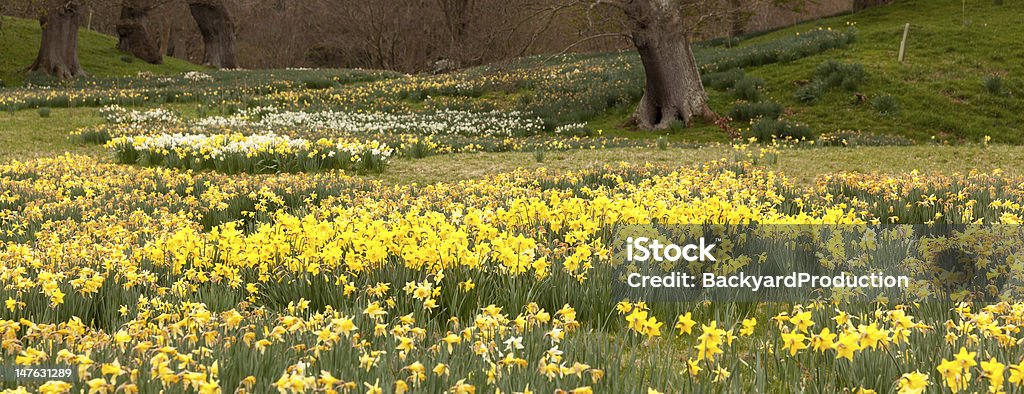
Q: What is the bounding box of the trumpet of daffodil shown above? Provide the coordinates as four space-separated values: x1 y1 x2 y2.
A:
318 371 342 388
980 357 1005 392
789 311 815 333
101 360 124 378
363 302 387 321
442 332 461 353
937 358 969 393
780 332 808 356
696 322 726 361
451 379 476 394
897 371 928 394
622 309 663 335
405 361 426 386
1010 360 1024 385
334 317 357 337
686 358 702 377
363 379 383 394
713 366 731 383
856 323 887 350
394 380 409 394
833 331 860 361
953 347 978 369
739 318 756 336
675 312 697 335
39 381 73 394
811 328 837 352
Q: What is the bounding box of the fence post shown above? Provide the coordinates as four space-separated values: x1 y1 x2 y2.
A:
898 23 910 63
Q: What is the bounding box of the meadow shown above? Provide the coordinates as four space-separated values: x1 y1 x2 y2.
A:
3 0 1024 393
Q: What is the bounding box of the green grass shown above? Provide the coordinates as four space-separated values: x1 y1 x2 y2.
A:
732 0 1024 143
0 107 106 162
0 16 202 86
4 105 1021 188
531 0 1024 144
373 144 1024 186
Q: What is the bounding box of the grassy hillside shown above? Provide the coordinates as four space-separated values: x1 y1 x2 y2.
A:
3 0 1022 145
0 16 201 87
718 0 1024 143
454 0 1024 144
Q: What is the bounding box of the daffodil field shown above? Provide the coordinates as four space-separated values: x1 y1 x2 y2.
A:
1 146 1023 393
2 19 1024 394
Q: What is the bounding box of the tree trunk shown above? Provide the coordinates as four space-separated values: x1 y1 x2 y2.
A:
625 0 716 130
117 0 163 64
728 0 747 38
187 0 237 68
28 1 87 79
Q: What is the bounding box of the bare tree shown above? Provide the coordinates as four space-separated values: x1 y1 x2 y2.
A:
116 0 163 63
433 0 474 65
29 0 88 79
186 0 236 68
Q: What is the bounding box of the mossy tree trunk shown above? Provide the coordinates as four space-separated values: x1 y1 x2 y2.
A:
187 0 237 69
28 0 87 79
625 0 716 130
117 0 163 64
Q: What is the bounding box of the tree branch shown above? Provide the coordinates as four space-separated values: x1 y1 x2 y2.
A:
545 32 631 61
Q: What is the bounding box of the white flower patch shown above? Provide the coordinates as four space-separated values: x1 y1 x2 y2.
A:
108 133 394 171
183 71 215 82
554 123 589 135
99 105 178 125
193 109 548 138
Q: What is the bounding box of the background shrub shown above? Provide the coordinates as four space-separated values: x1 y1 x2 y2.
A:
733 76 765 102
701 68 746 90
37 107 51 118
303 78 337 90
817 130 915 146
747 118 814 142
698 27 858 72
814 60 867 91
795 81 826 103
984 75 1004 96
729 102 784 121
871 94 901 116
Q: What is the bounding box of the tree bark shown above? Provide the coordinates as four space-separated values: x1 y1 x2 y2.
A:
187 0 237 68
117 0 163 64
28 1 87 79
625 0 716 130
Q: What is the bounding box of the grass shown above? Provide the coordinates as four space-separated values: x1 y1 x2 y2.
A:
0 107 106 162
735 0 1024 143
5 106 1022 187
1 0 1023 182
373 144 1024 186
0 16 202 86
527 0 1024 144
